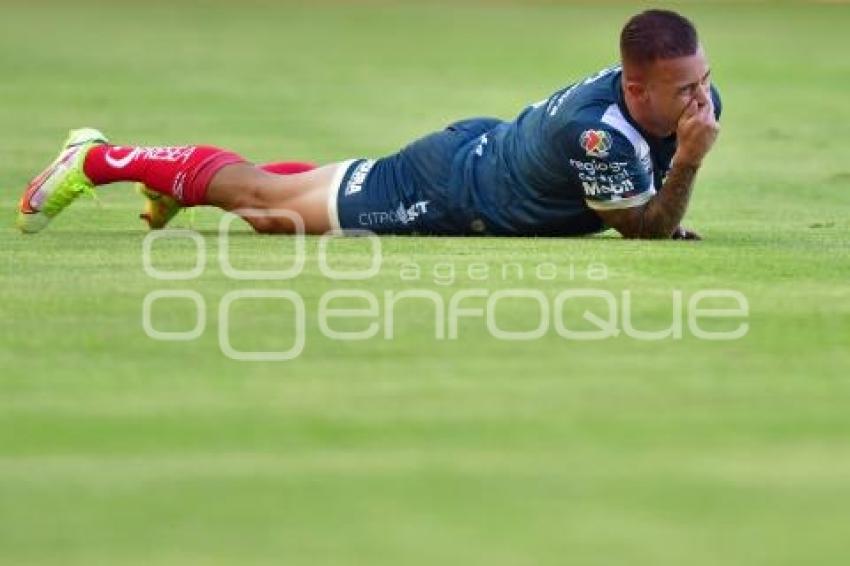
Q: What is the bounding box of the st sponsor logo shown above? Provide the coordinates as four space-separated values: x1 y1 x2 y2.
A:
359 200 430 227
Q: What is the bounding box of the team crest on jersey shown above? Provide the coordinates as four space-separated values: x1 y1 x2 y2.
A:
579 129 613 158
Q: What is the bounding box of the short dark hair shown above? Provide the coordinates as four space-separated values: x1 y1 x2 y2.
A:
620 10 699 67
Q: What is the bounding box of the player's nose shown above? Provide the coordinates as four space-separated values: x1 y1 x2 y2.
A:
694 83 710 108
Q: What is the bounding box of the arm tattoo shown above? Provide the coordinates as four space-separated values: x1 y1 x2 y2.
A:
638 163 700 238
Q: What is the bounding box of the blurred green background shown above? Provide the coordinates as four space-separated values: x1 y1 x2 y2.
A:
1 1 849 565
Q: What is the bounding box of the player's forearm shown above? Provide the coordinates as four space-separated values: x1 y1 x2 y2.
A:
636 162 700 238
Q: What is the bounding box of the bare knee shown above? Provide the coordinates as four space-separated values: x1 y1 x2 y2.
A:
220 174 298 233
244 215 276 233
243 214 298 234
207 162 338 234
208 165 288 211
229 179 277 210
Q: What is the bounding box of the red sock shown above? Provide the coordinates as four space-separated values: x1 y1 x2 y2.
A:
83 144 246 206
260 161 316 175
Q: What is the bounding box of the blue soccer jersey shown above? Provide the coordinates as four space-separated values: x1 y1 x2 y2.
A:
334 65 721 236
451 65 721 235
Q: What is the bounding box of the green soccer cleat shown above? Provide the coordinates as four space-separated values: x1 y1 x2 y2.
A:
16 128 108 233
137 183 183 230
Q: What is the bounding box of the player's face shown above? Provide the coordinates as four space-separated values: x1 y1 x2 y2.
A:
644 48 711 137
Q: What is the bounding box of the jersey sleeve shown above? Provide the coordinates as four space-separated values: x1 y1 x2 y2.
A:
564 119 656 211
711 84 722 121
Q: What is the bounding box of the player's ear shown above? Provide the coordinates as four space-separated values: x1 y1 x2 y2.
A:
624 80 647 101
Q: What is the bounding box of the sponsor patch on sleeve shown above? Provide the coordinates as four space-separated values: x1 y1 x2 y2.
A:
579 129 613 158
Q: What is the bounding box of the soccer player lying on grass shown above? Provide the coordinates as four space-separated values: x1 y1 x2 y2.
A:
17 9 719 240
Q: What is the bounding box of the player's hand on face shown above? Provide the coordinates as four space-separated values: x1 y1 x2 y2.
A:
674 96 719 168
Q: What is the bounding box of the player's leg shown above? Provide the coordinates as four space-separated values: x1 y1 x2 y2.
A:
138 160 317 229
16 127 338 234
204 161 348 234
82 141 342 234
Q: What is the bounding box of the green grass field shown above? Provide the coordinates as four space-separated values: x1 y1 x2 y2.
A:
2 1 850 564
